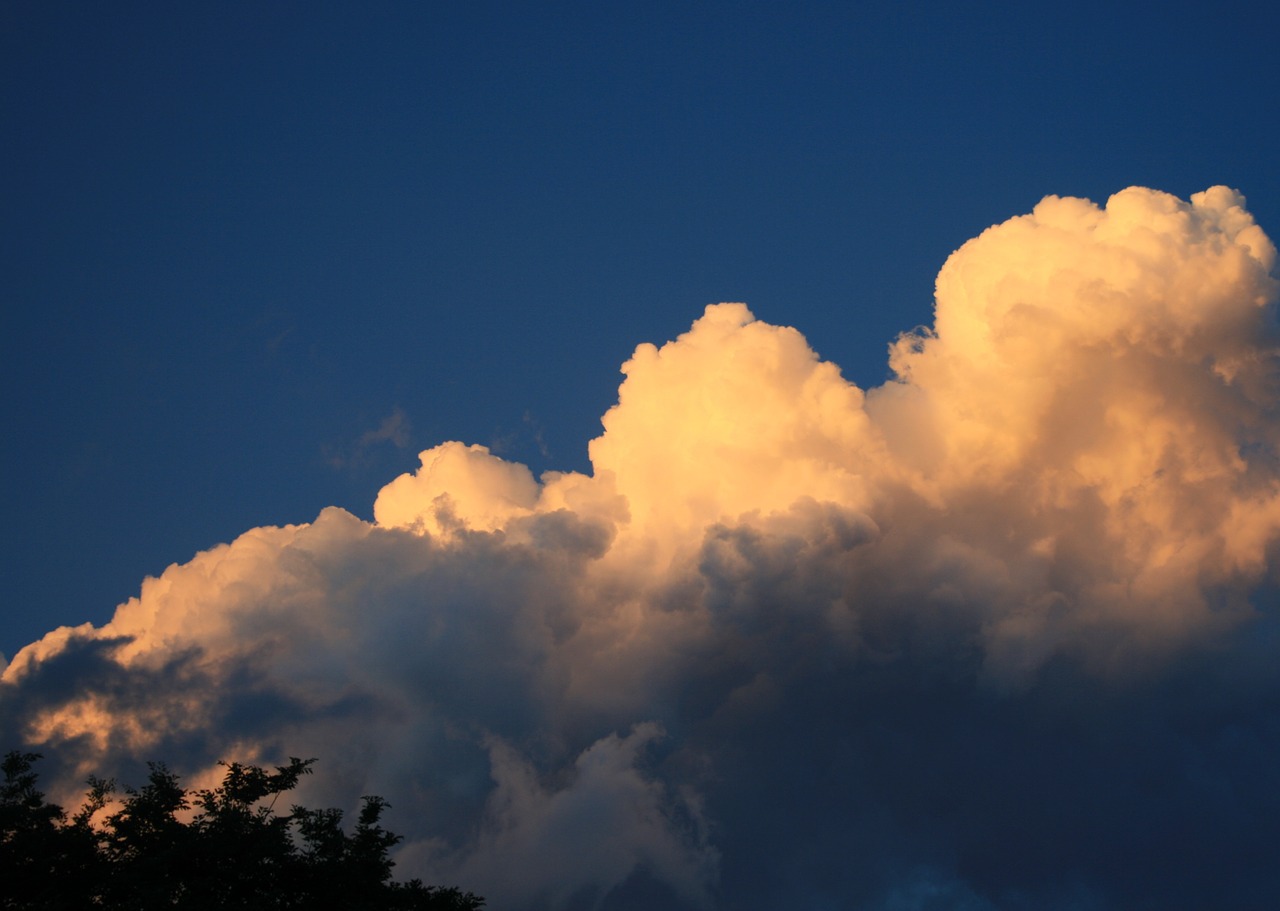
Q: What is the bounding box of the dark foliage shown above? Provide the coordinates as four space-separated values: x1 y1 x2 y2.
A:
0 751 483 910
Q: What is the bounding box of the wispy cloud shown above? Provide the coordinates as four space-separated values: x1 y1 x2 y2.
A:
323 407 411 471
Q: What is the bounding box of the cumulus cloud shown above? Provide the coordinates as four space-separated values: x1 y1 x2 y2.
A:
6 187 1280 909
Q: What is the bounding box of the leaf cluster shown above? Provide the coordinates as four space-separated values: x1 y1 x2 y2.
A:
0 751 483 911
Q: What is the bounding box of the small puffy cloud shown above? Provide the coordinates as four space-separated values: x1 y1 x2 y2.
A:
587 302 882 550
374 442 541 535
6 187 1280 909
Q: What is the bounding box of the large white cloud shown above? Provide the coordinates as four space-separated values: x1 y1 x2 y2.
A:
6 187 1280 909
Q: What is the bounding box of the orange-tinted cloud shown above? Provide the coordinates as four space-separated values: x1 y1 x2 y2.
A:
5 187 1280 909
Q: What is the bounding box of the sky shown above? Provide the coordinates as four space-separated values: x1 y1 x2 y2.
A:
5 3 1280 909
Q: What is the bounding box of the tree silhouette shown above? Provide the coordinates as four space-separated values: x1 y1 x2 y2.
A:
0 751 483 910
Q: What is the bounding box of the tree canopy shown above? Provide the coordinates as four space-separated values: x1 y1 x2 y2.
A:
0 751 483 910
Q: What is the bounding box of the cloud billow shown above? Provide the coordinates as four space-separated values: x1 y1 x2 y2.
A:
5 187 1280 909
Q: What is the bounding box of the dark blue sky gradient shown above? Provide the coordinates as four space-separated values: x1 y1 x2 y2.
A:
4 1 1278 654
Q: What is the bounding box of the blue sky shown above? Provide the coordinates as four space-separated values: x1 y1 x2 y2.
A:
8 2 1276 654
